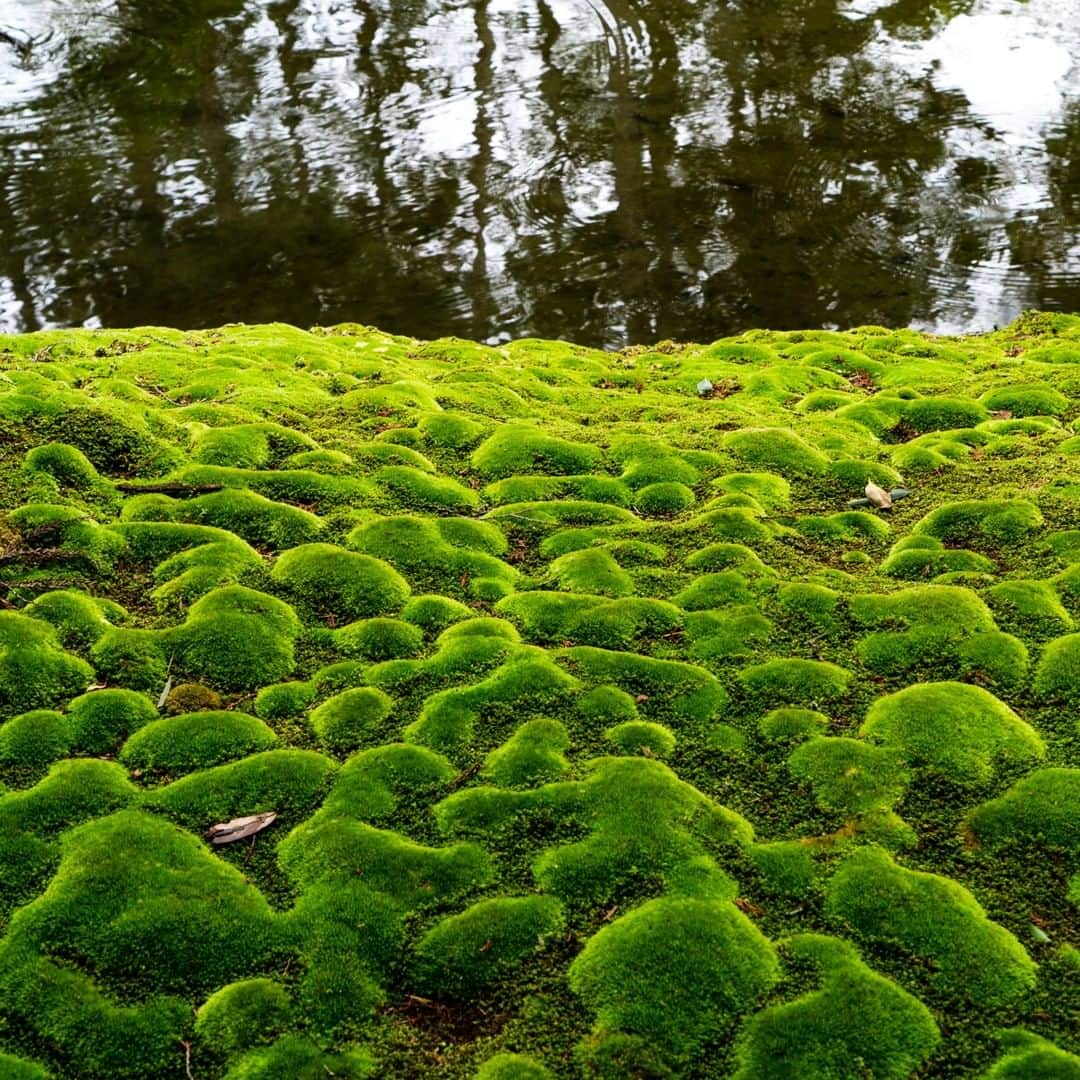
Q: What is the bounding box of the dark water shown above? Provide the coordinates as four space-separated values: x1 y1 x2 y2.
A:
1 0 1078 347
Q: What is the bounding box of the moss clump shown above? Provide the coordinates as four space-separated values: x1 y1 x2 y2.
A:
861 681 1044 783
156 489 323 551
568 896 779 1059
309 687 393 755
634 482 696 517
66 688 158 754
723 428 828 477
912 499 1044 548
333 617 424 661
484 718 569 787
606 720 675 758
195 978 293 1054
418 411 486 448
0 708 74 777
413 895 565 999
171 587 300 691
474 1054 554 1080
377 465 480 512
1032 633 1080 701
788 737 908 816
758 708 829 742
576 685 639 727
271 543 410 619
739 659 851 707
472 426 601 478
120 711 276 772
0 1053 50 1079
731 934 939 1080
402 594 474 633
825 846 1036 1005
163 682 222 715
254 681 315 720
982 1030 1080 1079
22 590 117 652
981 384 1069 417
988 580 1074 638
222 1036 375 1079
0 613 95 718
674 571 753 611
145 749 336 825
24 441 103 490
902 396 989 432
966 769 1080 850
548 548 634 598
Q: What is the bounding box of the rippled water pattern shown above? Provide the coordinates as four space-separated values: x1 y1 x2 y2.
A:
0 0 1078 345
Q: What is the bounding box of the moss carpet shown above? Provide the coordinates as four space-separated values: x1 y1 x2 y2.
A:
0 314 1078 1079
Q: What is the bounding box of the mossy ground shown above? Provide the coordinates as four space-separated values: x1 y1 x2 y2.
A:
0 315 1079 1078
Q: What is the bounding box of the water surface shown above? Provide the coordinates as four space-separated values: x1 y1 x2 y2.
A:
1 0 1078 346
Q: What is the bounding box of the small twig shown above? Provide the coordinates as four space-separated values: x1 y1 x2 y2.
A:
179 1039 194 1080
243 833 258 866
114 482 224 495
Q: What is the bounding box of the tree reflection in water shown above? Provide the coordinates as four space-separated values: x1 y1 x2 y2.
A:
0 0 1077 345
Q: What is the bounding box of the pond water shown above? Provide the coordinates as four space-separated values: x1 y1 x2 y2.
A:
1 0 1079 346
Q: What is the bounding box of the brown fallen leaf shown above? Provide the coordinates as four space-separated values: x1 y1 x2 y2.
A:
207 811 277 845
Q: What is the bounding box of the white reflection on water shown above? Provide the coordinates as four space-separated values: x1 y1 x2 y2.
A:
0 0 1078 342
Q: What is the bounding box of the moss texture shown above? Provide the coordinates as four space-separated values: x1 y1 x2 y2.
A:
0 315 1078 1077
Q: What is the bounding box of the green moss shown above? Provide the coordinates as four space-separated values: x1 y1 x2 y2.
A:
1033 633 1080 701
712 472 790 510
758 707 829 742
402 593 474 633
377 464 480 511
796 511 889 544
569 896 779 1059
67 688 159 754
902 396 989 432
862 681 1043 783
89 628 167 692
981 384 1069 417
0 708 75 780
144 749 336 826
472 426 601 478
967 769 1080 850
309 687 393 755
957 631 1031 691
22 590 119 653
634 482 695 517
606 720 675 758
120 710 276 772
723 428 828 477
987 580 1074 637
413 895 565 999
746 841 819 897
332 617 423 660
171 587 300 690
271 543 410 619
24 440 102 491
0 628 95 719
577 685 639 727
731 934 939 1080
826 846 1036 1005
223 1036 375 1079
474 1053 554 1080
913 499 1044 548
560 647 726 728
548 548 634 598
982 1031 1080 1078
152 488 323 550
254 681 316 720
484 718 569 787
418 411 486 448
163 682 221 714
788 737 908 816
685 542 774 576
0 1053 50 1079
407 655 579 753
739 658 851 707
777 583 841 630
674 571 753 611
195 979 293 1055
